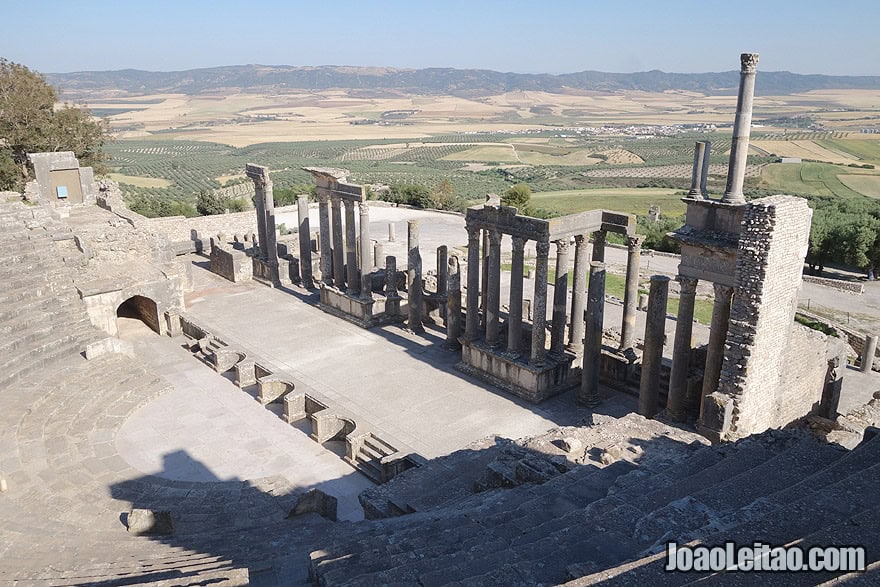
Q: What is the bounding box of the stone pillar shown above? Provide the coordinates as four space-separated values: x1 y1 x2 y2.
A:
359 202 372 300
568 234 589 353
344 200 359 296
465 227 481 341
550 238 571 355
388 223 396 243
407 220 424 333
666 276 698 421
638 275 670 418
530 241 550 365
254 178 267 259
861 335 878 373
446 255 462 349
619 235 644 350
263 182 279 265
579 262 606 407
591 230 606 263
331 197 345 288
722 53 759 205
384 255 400 316
508 236 526 355
318 194 332 285
485 230 502 346
373 242 384 269
481 230 489 327
699 283 734 420
297 195 313 288
437 245 448 324
688 142 708 199
700 141 712 198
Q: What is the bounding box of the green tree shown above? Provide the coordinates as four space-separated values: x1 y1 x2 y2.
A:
196 190 229 216
430 179 456 210
502 183 533 215
0 58 109 190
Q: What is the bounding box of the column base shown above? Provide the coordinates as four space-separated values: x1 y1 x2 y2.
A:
319 284 402 329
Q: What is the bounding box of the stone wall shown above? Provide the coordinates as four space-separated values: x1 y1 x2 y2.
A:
801 274 864 294
715 195 815 439
148 204 300 242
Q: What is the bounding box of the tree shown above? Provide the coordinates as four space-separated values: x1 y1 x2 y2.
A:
196 190 229 216
0 58 109 190
430 179 455 210
503 183 533 215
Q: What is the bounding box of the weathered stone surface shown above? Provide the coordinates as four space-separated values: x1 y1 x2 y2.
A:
127 509 174 536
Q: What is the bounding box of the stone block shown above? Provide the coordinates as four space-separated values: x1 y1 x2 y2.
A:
127 509 174 536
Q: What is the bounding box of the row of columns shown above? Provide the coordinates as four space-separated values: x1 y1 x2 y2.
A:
316 195 372 301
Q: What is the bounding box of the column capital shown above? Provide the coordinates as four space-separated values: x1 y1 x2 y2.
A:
574 233 587 246
713 282 735 300
358 200 369 214
676 275 698 294
535 240 550 258
626 234 645 251
342 198 354 210
488 229 503 246
511 235 526 251
740 53 759 73
330 196 341 208
555 237 571 254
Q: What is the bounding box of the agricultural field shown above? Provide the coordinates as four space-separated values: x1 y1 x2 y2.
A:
530 188 686 216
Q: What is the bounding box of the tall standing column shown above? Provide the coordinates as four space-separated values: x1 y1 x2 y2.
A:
297 195 314 288
446 255 462 349
699 283 734 418
481 230 489 328
700 141 712 198
591 230 606 263
530 241 550 365
465 227 481 341
688 142 708 199
331 197 345 288
437 245 448 324
318 193 332 285
358 202 372 299
579 262 606 407
407 220 424 333
253 178 267 259
638 275 670 417
722 53 759 205
667 276 698 421
485 230 502 346
344 200 359 296
620 235 644 350
507 236 526 355
550 238 571 355
568 234 589 353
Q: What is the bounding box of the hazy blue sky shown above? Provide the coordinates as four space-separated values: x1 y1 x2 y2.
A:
2 0 878 75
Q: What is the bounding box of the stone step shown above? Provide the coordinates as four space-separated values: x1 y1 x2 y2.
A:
363 433 397 456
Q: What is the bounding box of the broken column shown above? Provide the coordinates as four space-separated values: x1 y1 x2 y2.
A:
722 53 759 205
373 242 384 269
579 261 606 407
407 220 424 333
688 142 709 199
437 245 448 323
297 195 314 288
508 236 526 355
344 200 359 296
359 202 372 299
384 256 401 317
465 226 481 341
388 223 396 242
861 335 878 373
666 276 698 421
318 193 332 285
446 255 462 349
700 283 734 407
619 235 643 350
700 141 712 197
567 234 589 353
331 197 345 288
550 238 571 355
530 241 550 365
638 275 670 417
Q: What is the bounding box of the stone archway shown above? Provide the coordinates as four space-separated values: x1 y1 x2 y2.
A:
116 295 161 335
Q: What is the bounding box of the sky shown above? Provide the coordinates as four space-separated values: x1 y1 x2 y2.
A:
2 0 879 76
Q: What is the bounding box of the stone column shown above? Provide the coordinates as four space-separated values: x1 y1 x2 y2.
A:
318 194 332 285
331 197 345 288
530 240 550 365
688 142 708 199
591 230 606 263
579 261 606 407
508 236 526 355
384 255 400 317
550 238 571 355
344 200 359 296
619 235 644 350
667 276 698 421
699 283 734 420
700 141 712 198
465 227 481 342
407 220 424 333
359 202 372 299
481 230 489 328
722 53 759 205
388 223 396 243
568 234 589 353
253 178 267 259
638 275 670 418
446 255 462 349
861 335 878 373
485 230 502 346
437 245 448 324
297 195 314 288
373 242 384 269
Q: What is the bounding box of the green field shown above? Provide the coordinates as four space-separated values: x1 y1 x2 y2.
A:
815 138 880 164
758 162 870 198
837 174 880 198
530 188 685 216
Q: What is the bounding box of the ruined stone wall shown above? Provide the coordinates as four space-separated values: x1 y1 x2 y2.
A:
148 204 300 242
717 195 813 438
774 324 829 425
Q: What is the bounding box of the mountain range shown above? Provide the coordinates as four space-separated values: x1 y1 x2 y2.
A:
46 64 880 98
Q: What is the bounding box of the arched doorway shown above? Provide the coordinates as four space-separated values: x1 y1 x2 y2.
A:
116 295 161 336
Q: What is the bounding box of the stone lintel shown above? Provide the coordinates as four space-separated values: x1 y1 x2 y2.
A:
304 167 365 202
245 163 271 183
466 205 549 241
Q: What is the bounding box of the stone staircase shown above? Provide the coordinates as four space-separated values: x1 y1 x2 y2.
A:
308 416 879 586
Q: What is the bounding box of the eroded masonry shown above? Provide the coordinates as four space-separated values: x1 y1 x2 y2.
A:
2 52 878 585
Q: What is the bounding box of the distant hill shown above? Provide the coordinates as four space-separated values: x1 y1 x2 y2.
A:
45 64 880 98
